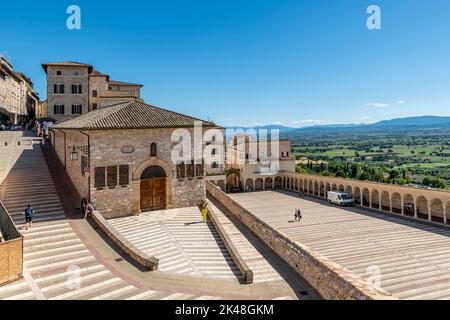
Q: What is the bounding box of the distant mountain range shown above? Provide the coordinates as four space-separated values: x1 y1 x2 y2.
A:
225 116 450 137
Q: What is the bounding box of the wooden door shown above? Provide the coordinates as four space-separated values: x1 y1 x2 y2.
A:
140 178 166 211
152 178 166 210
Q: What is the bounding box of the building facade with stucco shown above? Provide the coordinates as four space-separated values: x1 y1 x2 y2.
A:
50 100 223 219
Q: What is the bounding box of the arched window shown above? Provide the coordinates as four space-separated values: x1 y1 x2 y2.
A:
150 143 157 157
141 166 166 179
212 148 216 155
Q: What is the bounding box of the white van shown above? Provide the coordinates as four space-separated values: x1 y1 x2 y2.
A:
327 191 353 206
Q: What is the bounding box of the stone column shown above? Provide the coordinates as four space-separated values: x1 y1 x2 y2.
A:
401 196 404 215
444 207 447 224
428 204 432 222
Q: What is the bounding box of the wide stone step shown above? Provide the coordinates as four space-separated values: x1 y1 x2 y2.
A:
47 272 121 300
25 248 92 269
25 238 82 254
22 226 73 240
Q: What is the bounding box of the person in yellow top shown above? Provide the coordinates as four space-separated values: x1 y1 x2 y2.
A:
200 200 208 222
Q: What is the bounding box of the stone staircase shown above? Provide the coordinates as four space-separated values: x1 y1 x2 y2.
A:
1 143 66 226
207 197 285 284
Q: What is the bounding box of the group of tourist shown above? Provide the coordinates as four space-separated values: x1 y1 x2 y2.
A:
34 120 52 139
294 208 302 221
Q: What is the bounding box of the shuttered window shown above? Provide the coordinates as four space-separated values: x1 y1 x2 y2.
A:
119 165 129 186
107 166 117 187
94 167 105 188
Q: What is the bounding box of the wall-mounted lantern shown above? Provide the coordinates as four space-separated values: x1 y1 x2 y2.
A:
70 146 78 160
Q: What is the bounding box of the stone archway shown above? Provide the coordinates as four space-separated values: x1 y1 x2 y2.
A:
274 176 282 189
132 158 173 214
381 191 390 212
430 198 444 223
416 196 428 220
362 188 370 207
255 178 264 191
354 187 361 205
226 170 240 193
392 192 402 214
245 178 254 191
447 201 450 225
371 190 380 209
403 194 414 217
345 186 353 198
265 177 273 189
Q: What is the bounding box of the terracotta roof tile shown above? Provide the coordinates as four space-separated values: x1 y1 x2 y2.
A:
51 100 217 130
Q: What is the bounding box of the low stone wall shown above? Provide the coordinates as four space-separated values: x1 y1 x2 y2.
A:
0 201 23 286
91 210 159 271
206 204 253 284
0 238 23 286
206 181 395 300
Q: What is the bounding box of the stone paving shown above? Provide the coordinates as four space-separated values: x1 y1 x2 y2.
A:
108 208 241 280
230 190 450 300
0 130 315 300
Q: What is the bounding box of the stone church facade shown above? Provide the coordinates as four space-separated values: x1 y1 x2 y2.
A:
50 100 222 219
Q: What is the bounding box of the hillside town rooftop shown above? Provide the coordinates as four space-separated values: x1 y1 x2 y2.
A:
51 100 217 130
42 61 94 73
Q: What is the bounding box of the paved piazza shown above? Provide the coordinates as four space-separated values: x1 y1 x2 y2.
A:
230 190 450 300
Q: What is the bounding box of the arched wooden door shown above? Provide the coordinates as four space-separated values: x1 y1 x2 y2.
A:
140 166 166 211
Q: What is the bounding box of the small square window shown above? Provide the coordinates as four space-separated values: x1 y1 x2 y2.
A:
56 70 62 76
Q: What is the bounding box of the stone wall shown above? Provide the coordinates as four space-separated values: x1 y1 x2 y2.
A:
91 210 158 271
207 204 253 284
0 238 23 285
51 129 89 199
206 181 395 300
89 128 207 218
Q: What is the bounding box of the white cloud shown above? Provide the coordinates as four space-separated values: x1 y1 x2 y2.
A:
397 100 406 104
361 115 371 120
365 102 390 108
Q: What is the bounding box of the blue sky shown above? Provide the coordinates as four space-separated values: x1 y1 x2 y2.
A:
2 0 450 127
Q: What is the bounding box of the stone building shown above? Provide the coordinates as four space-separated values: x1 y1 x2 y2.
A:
213 134 295 192
0 54 39 124
36 100 48 119
42 62 142 123
50 100 222 219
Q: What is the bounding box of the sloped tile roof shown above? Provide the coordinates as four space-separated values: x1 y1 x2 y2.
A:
51 100 217 130
109 80 143 87
42 61 93 73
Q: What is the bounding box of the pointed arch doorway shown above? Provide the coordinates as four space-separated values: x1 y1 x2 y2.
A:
140 165 167 211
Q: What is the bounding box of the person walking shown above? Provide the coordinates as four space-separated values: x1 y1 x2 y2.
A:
24 205 34 230
297 209 302 221
84 202 94 219
294 208 302 221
